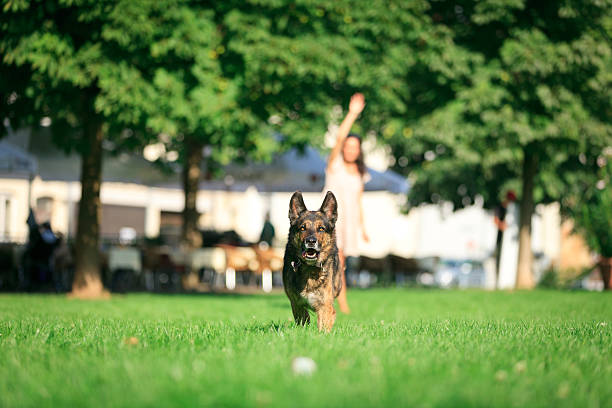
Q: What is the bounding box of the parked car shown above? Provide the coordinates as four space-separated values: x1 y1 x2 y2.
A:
433 259 486 289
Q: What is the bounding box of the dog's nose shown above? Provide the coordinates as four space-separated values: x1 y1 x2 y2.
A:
305 236 317 245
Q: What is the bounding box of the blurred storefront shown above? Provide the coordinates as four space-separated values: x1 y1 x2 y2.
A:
0 129 569 283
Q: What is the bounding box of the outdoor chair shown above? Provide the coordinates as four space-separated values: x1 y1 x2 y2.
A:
189 247 227 289
217 245 259 290
108 247 141 293
254 245 283 292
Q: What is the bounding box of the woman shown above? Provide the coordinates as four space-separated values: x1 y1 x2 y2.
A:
324 93 370 314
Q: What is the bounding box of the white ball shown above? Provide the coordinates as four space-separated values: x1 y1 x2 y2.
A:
291 357 317 376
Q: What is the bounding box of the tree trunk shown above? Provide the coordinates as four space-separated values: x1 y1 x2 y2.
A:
599 257 611 291
71 114 108 298
516 148 537 289
182 138 203 249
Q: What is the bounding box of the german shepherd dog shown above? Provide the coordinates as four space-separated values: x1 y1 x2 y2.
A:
283 191 341 332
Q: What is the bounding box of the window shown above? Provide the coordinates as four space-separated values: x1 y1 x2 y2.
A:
35 196 54 224
0 195 10 241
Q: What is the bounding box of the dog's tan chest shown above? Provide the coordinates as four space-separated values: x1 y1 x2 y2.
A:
301 291 320 309
299 275 331 308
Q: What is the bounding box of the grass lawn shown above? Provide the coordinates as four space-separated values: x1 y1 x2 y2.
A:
0 289 610 407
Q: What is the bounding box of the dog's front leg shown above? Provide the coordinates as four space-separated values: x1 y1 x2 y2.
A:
316 303 336 332
291 302 310 326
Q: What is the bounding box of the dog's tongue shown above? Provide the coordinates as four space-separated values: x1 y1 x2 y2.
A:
303 248 317 258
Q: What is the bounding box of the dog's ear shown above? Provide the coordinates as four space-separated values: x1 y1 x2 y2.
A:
319 191 337 227
289 191 307 224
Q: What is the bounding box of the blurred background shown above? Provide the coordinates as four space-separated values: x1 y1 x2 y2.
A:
0 0 610 296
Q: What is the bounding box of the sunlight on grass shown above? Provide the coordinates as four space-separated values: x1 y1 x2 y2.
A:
0 290 610 407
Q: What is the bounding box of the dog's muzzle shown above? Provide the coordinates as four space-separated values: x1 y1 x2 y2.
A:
302 236 320 262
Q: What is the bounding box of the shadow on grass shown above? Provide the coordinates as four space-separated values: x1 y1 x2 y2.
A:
243 320 313 334
147 290 292 313
144 288 286 299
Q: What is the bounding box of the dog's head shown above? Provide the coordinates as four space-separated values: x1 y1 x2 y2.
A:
288 191 337 265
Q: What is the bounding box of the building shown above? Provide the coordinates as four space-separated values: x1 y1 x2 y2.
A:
0 129 572 287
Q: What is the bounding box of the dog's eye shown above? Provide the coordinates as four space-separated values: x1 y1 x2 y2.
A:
300 225 306 231
318 226 325 232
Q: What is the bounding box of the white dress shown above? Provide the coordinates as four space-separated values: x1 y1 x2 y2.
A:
323 157 368 257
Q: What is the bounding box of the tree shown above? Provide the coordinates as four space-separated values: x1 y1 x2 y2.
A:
155 0 470 250
0 0 204 296
567 159 612 289
381 0 612 288
147 0 377 247
223 0 469 142
130 4 270 248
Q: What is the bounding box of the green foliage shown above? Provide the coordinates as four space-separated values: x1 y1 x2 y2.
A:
537 268 561 289
219 0 466 153
567 160 612 257
0 291 611 407
1 0 162 152
2 0 610 185
383 0 612 210
127 0 468 168
537 266 596 289
129 3 270 166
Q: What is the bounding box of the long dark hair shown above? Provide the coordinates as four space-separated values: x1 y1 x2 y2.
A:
342 133 367 177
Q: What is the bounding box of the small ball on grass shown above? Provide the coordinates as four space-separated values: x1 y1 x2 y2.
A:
292 357 317 376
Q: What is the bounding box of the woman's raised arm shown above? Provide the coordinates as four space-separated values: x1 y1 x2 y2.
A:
327 93 365 170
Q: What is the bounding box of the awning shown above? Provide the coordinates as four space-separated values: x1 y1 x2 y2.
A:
0 138 37 176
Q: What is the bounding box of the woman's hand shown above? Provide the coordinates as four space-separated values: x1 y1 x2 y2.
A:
328 92 365 170
348 93 365 115
362 230 370 243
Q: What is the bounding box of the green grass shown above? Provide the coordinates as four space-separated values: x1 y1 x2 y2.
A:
0 289 610 408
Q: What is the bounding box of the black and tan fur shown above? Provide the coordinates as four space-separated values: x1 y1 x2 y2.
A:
283 191 341 332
